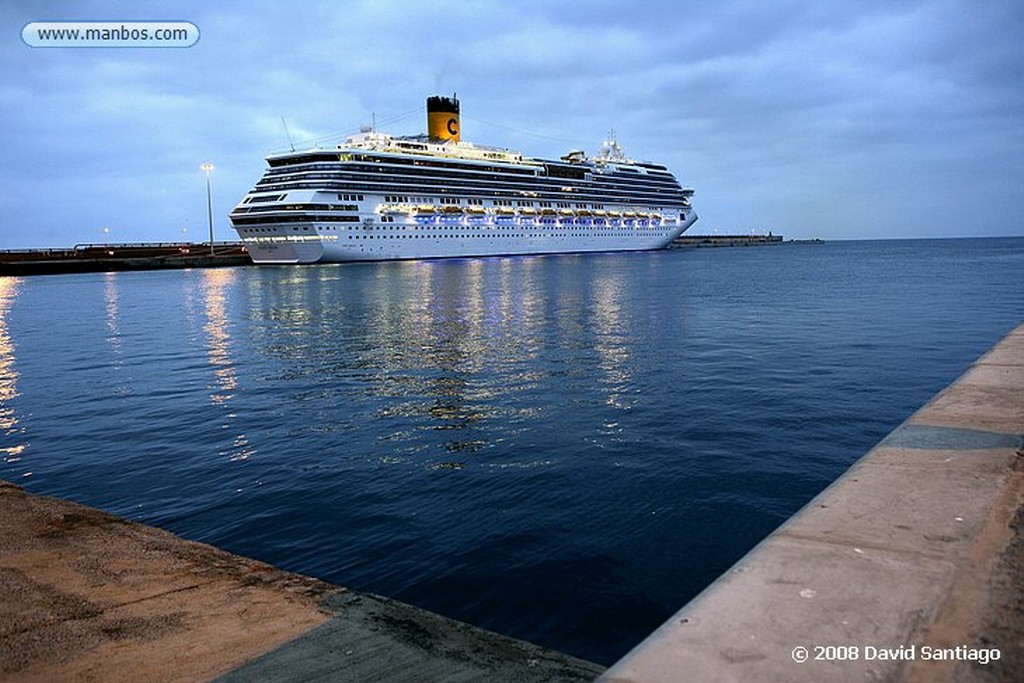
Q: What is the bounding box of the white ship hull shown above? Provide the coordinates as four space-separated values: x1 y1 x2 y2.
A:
242 212 697 264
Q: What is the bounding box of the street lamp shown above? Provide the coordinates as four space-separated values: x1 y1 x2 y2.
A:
201 162 215 256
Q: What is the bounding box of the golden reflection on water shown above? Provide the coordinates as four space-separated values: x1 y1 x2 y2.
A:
202 268 238 404
201 268 252 461
0 277 25 460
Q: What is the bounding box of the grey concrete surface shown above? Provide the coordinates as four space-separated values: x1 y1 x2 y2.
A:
0 480 602 682
218 591 603 683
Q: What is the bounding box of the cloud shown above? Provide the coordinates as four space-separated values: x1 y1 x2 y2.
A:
0 0 1021 247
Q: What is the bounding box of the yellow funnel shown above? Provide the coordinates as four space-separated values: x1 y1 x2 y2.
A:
427 95 460 142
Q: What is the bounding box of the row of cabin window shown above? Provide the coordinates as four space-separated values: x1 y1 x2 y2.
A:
241 224 668 235
347 231 667 240
267 164 683 191
261 179 682 205
264 166 684 193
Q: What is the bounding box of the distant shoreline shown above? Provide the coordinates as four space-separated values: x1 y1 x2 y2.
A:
0 242 252 276
672 234 799 248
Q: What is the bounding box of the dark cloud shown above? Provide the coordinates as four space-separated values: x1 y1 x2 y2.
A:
1 0 1021 248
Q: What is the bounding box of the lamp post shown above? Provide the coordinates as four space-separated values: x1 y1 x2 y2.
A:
201 163 215 256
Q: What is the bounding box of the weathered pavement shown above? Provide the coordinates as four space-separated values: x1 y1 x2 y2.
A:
0 481 603 682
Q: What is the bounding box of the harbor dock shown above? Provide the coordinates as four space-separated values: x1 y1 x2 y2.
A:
672 233 785 248
1 323 1020 681
0 243 252 276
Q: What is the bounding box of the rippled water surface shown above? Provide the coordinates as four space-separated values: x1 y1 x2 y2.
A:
1 237 1021 664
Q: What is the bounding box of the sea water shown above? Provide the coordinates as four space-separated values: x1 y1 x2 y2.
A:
1 237 1021 664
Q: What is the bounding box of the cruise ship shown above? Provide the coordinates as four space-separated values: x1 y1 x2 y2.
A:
230 95 697 263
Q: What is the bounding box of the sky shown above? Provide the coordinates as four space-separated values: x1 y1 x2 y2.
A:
2 0 1022 248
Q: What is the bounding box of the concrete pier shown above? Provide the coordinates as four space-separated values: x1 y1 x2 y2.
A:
601 322 1024 682
0 481 603 682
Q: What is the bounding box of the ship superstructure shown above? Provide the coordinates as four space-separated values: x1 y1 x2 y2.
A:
230 95 697 263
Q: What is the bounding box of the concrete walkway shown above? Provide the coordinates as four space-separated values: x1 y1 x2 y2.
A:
601 322 1024 682
0 481 602 682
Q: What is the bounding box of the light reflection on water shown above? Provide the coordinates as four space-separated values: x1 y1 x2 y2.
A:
201 268 251 462
202 268 239 405
104 272 121 357
0 278 24 461
243 257 613 467
593 271 634 412
102 272 136 398
1 259 609 471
